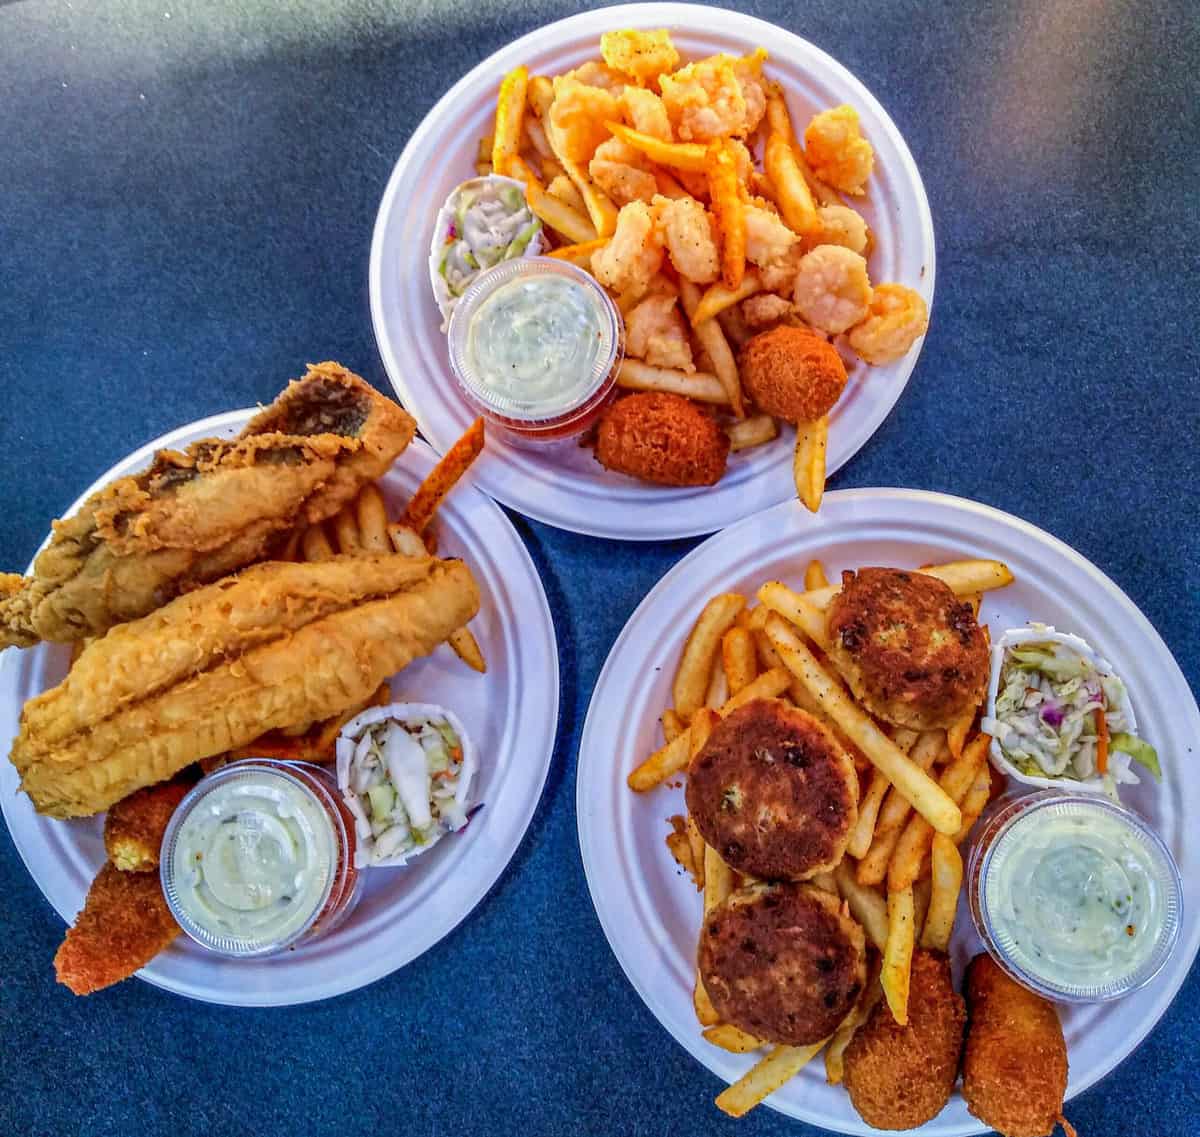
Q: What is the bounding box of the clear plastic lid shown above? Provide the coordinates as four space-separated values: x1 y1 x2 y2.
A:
968 791 1182 1003
446 257 622 425
160 763 339 957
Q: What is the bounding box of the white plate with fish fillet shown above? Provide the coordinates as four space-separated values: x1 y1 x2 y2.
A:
576 488 1199 1133
0 412 560 1007
369 3 934 540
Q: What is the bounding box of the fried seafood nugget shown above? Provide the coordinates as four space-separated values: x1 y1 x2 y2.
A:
809 204 869 255
54 863 180 995
660 54 762 141
843 950 966 1130
740 325 847 422
601 28 680 87
595 393 729 487
741 293 797 330
625 293 695 371
655 194 720 284
792 244 873 334
592 200 664 298
744 203 801 278
621 86 672 140
847 284 929 365
804 105 874 195
560 60 627 94
549 77 622 161
589 137 658 206
104 780 192 871
963 954 1072 1137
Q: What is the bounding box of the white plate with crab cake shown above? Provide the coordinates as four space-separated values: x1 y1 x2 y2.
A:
370 4 935 540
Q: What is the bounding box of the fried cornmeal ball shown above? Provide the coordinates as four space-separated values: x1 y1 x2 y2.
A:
699 881 866 1045
103 780 192 872
827 568 989 731
739 325 848 422
595 392 729 486
686 698 858 880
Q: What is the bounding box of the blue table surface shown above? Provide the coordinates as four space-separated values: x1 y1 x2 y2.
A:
1 2 1197 1134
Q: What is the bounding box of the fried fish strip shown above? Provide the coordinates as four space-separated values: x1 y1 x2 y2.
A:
0 363 415 649
104 781 193 872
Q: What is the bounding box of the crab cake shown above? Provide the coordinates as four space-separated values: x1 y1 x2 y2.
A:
826 568 989 731
699 882 866 1045
685 699 858 880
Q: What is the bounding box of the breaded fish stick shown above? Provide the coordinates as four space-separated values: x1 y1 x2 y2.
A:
54 864 180 996
104 781 193 872
15 559 479 817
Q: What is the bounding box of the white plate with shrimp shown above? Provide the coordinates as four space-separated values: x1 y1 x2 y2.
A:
576 488 1200 1132
370 4 935 540
0 413 560 1006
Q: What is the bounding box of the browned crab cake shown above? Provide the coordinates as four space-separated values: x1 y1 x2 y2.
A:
826 568 990 731
685 698 858 880
698 881 867 1046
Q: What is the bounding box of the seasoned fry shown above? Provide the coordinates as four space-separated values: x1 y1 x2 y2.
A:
354 485 391 553
719 666 790 716
627 730 691 791
679 278 745 417
511 157 597 243
705 656 730 709
448 625 487 673
765 615 962 835
673 593 746 719
765 131 819 234
952 763 992 845
662 707 685 743
721 626 758 694
387 522 427 557
492 65 528 176
547 237 608 270
921 834 963 952
667 823 697 878
686 814 706 888
846 727 918 858
604 120 710 172
757 581 829 649
693 272 764 325
617 359 731 404
331 506 361 555
797 559 1015 611
689 707 721 759
881 885 915 1025
706 140 746 290
301 524 335 562
715 1040 828 1117
834 858 889 951
704 1024 766 1053
793 416 829 513
402 418 485 534
694 978 721 1027
695 839 735 1026
805 560 829 590
727 414 778 452
526 74 554 119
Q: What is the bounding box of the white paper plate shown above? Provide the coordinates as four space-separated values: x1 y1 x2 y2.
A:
0 413 559 1007
577 489 1199 1134
369 4 935 540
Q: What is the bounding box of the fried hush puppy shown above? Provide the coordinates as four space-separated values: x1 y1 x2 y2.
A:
595 392 729 486
685 698 858 880
826 567 989 731
842 950 966 1130
739 325 847 423
698 881 866 1046
103 780 192 872
54 863 180 996
963 954 1074 1137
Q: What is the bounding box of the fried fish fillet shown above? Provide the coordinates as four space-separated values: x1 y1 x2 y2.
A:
54 863 180 995
103 780 194 872
0 362 415 650
13 555 479 817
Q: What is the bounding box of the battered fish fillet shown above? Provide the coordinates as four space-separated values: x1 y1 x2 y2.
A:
0 362 415 650
54 863 180 995
104 780 194 872
13 556 479 817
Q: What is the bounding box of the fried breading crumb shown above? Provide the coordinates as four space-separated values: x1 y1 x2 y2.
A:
103 780 192 871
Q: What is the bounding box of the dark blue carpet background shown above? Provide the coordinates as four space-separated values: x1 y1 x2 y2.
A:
1 2 1197 1135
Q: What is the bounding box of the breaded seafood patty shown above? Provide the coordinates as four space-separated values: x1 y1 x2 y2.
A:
686 699 858 880
699 882 866 1045
595 392 729 487
739 325 847 423
826 568 989 731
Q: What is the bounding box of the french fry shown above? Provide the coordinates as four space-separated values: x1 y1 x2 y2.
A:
546 172 588 215
278 529 302 562
764 131 819 234
539 154 566 184
952 762 992 845
653 168 691 198
511 157 597 243
881 885 915 1025
796 559 1015 611
543 119 618 237
301 524 335 562
666 827 696 877
331 507 361 554
719 667 791 717
476 132 494 167
809 870 838 895
912 875 933 943
695 840 735 1027
693 272 763 325
448 625 486 673
793 417 829 513
522 114 551 160
721 627 758 694
679 278 745 417
921 834 963 952
526 74 554 119
547 237 608 270
673 593 747 719
805 560 829 590
708 140 746 289
354 484 391 553
616 359 730 404
715 1040 828 1117
764 83 797 145
662 707 685 744
833 859 889 951
765 616 962 835
492 65 528 176
694 979 721 1027
604 120 710 172
757 580 830 649
727 414 778 452
402 418 485 534
387 522 426 557
825 974 883 1085
847 769 892 860
686 814 706 889
704 1024 766 1053
887 734 989 892
792 143 844 208
627 730 690 791
946 595 983 758
705 657 730 710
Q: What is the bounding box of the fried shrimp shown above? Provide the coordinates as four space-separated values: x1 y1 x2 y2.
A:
592 200 664 298
601 28 680 86
809 204 869 255
589 137 657 206
549 77 622 161
660 55 753 141
743 202 800 274
655 195 720 284
625 293 695 371
847 284 929 365
792 244 873 334
804 105 874 195
622 86 672 140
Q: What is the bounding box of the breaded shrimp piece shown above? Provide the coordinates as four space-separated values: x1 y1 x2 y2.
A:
104 780 192 872
622 86 672 140
656 194 720 284
601 28 680 86
592 200 664 298
742 293 798 330
54 863 180 995
561 60 627 94
549 77 622 161
732 50 768 134
847 284 929 364
804 105 875 195
759 243 805 293
963 954 1073 1137
589 137 657 206
660 55 748 141
793 244 873 334
740 325 847 421
808 204 869 255
625 293 695 371
743 202 800 272
595 393 729 486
